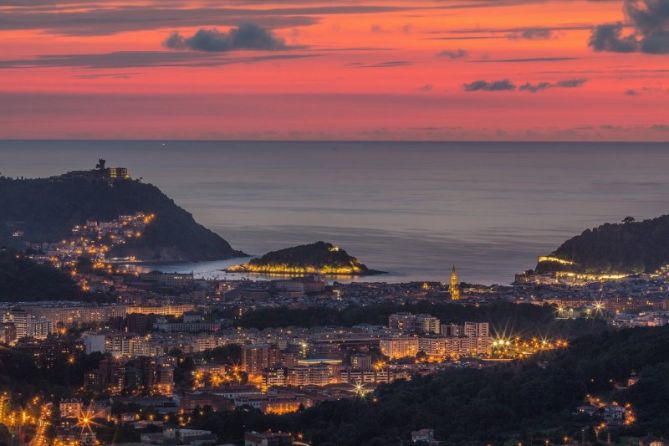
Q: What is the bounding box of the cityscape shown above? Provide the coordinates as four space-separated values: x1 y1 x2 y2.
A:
0 162 667 445
2 0 669 445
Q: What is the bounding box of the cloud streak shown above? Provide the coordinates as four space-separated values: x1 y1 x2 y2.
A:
347 60 412 68
507 28 553 40
472 57 578 63
437 49 469 59
0 4 412 36
463 79 516 91
0 51 314 69
464 78 587 92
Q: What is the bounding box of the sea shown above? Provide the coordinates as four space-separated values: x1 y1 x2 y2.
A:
2 140 669 285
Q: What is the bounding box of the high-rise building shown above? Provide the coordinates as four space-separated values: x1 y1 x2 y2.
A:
27 317 52 340
389 313 440 334
475 322 489 337
4 309 27 339
242 344 280 375
388 313 416 332
419 321 491 358
380 336 420 359
450 265 461 301
416 314 441 334
0 323 17 345
441 323 462 337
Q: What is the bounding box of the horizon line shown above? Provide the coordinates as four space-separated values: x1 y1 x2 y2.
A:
1 138 669 144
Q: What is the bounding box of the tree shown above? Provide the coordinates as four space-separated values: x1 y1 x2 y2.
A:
622 216 636 224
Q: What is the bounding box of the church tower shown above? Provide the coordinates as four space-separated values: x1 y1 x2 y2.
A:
449 265 460 301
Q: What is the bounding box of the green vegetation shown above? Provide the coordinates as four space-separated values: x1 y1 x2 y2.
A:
0 248 81 301
190 326 669 445
234 302 607 339
0 343 104 399
0 174 243 262
229 241 379 275
537 214 669 274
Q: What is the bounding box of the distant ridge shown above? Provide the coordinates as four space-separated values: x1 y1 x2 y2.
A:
0 163 245 262
536 215 669 275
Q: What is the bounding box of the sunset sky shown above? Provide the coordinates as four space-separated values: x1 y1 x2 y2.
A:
2 0 669 140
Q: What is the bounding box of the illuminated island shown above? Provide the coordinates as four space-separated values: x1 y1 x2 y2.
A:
227 241 383 276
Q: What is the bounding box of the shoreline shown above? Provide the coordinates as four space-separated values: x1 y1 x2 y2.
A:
222 267 387 278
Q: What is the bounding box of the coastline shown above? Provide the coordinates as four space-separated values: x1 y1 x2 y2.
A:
222 266 387 277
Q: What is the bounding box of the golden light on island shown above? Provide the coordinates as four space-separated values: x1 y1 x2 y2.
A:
228 263 364 276
227 241 378 276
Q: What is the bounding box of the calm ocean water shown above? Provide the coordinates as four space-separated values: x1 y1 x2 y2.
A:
2 140 669 284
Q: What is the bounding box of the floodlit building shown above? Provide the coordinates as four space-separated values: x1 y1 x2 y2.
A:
450 265 461 301
380 336 420 359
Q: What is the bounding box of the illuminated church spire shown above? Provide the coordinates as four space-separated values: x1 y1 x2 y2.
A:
450 265 460 301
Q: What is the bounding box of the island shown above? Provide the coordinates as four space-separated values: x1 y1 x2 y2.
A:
516 215 669 284
226 241 383 276
0 160 245 262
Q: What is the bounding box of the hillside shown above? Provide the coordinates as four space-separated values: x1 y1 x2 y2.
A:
191 326 669 445
0 248 81 301
536 215 669 275
227 241 381 275
0 170 244 262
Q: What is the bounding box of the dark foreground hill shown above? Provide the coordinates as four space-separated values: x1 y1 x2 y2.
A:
536 215 669 274
0 248 81 301
0 171 244 262
189 326 669 445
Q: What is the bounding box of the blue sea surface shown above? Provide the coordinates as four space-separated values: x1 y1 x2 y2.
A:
2 140 669 284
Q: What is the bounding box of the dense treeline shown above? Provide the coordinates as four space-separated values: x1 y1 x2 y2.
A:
237 301 607 339
189 326 669 445
0 248 81 301
539 215 669 274
0 345 104 400
0 175 242 262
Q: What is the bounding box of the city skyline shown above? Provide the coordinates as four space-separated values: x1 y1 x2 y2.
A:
2 0 669 141
2 2 669 445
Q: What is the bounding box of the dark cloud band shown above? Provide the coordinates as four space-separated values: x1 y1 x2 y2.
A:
164 24 287 52
464 78 587 92
589 0 669 54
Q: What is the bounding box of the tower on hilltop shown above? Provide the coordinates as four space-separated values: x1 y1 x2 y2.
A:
449 265 460 301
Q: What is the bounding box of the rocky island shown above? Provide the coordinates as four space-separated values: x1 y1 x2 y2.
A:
227 241 383 276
